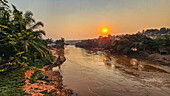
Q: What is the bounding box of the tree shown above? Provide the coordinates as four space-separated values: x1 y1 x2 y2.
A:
0 3 53 72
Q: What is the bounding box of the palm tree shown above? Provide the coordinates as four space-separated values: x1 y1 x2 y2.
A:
0 4 53 71
12 5 52 62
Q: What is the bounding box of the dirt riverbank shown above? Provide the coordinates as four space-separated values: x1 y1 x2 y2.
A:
22 48 73 96
84 47 170 66
145 53 170 65
129 53 170 66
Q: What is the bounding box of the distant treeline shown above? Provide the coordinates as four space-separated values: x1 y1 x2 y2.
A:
140 27 170 37
46 38 65 49
76 28 170 55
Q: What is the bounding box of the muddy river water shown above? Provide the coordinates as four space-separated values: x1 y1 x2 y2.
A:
58 45 170 96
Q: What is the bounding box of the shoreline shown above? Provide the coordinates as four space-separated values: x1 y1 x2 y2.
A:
78 47 170 66
22 48 73 96
128 53 170 66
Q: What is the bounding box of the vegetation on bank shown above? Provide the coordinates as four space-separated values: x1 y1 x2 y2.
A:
0 69 26 96
0 0 53 72
76 28 170 55
0 0 57 95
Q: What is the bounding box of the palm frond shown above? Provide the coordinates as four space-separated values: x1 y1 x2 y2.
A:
24 11 35 26
28 41 46 60
11 4 19 13
33 30 46 36
31 22 44 30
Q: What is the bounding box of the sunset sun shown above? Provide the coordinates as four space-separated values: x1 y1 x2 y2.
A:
101 27 110 35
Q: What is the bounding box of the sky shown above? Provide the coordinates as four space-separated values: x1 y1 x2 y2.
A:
8 0 170 40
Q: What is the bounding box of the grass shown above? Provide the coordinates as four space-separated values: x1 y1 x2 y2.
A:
29 69 44 84
0 58 54 95
0 68 27 96
30 59 54 69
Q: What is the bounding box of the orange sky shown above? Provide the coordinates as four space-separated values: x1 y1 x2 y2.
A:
9 0 170 40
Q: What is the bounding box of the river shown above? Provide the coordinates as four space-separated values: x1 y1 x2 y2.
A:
59 45 170 96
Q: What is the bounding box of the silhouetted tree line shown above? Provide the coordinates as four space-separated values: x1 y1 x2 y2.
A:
55 38 65 49
76 28 170 55
140 27 170 37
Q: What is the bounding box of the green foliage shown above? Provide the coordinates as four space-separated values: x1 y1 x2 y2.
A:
143 27 170 36
112 34 159 54
154 35 170 47
75 33 169 55
0 0 9 7
0 69 26 96
30 58 54 68
75 39 98 49
45 38 53 45
0 1 54 95
55 38 65 49
29 69 42 84
0 2 53 72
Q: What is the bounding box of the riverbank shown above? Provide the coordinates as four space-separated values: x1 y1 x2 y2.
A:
79 47 170 66
129 53 170 66
0 48 73 96
22 48 73 96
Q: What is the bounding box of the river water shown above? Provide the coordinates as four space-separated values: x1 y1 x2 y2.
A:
60 45 170 96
